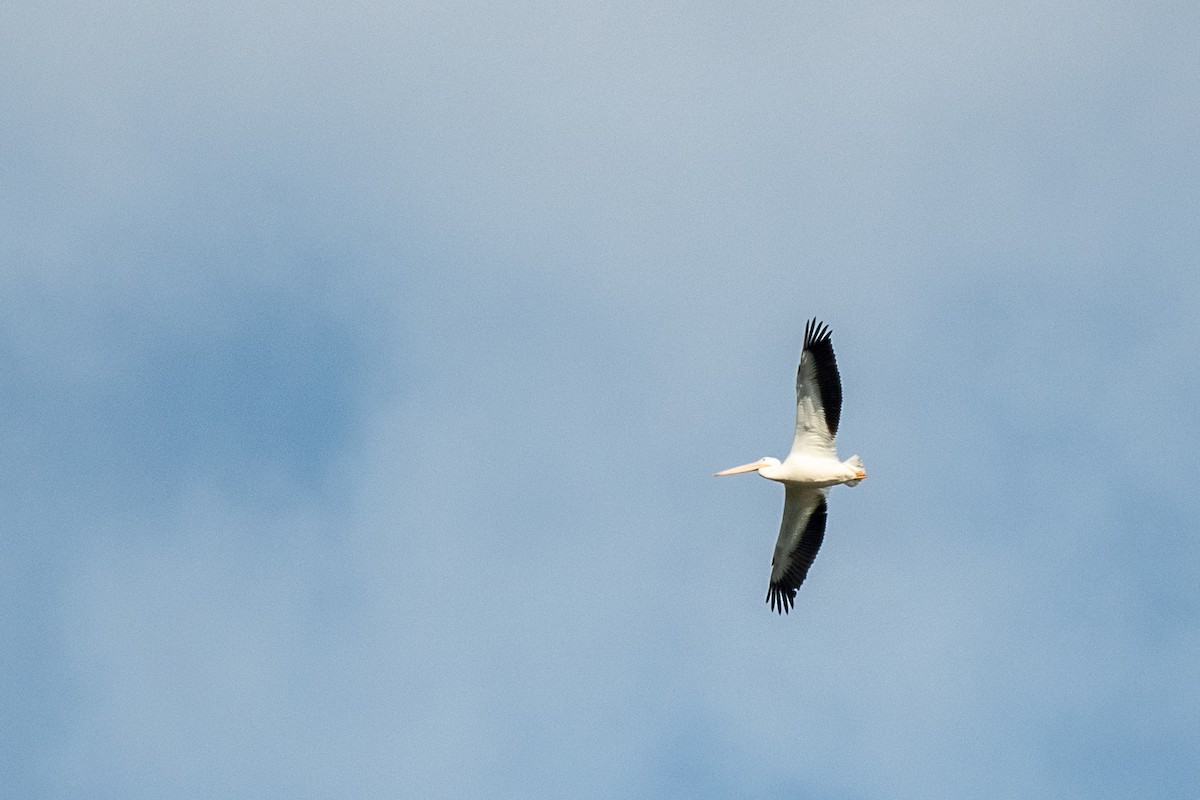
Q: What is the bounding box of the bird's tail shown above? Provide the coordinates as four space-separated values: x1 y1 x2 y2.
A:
844 455 865 487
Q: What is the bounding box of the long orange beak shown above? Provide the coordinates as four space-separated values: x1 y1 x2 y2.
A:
713 461 765 477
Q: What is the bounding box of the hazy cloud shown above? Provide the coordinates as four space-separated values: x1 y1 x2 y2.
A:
3 2 1198 798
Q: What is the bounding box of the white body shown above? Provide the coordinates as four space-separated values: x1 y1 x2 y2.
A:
758 453 863 489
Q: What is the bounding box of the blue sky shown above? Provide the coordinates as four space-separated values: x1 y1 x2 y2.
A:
4 2 1199 797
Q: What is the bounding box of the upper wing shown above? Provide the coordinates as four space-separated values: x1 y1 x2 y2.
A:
766 487 829 614
789 318 843 458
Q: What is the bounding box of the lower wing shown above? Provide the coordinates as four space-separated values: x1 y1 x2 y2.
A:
766 487 829 614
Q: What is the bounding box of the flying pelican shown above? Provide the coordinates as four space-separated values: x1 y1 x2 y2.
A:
715 318 866 614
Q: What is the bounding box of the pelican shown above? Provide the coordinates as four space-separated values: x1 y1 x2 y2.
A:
715 319 866 614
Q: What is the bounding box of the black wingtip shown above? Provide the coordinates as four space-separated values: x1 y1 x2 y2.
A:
803 318 833 350
766 584 796 615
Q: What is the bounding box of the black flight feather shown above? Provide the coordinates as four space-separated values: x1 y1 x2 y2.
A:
801 318 843 438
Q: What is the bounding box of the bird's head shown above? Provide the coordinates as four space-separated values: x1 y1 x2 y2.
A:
713 456 780 477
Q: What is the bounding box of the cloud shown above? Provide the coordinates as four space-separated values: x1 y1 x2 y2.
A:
3 2 1200 798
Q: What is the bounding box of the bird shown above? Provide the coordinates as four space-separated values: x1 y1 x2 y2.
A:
715 318 865 614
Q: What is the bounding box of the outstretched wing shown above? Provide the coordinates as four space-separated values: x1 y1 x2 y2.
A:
789 318 842 458
766 487 829 614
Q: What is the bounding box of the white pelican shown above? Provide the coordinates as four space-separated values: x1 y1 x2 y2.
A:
716 319 866 614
